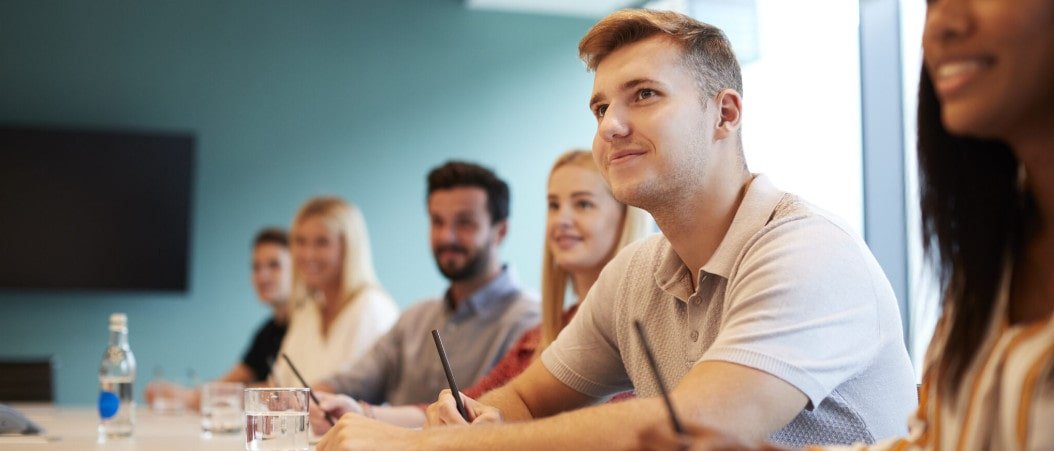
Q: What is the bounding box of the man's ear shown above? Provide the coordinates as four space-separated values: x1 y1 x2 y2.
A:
714 89 743 141
493 219 509 244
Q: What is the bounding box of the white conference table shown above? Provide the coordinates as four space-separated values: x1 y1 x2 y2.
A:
2 403 318 450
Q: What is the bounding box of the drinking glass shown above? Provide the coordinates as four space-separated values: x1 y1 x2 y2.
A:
243 387 309 451
201 381 244 435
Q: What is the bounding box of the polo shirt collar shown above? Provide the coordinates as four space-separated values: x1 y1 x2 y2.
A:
653 174 784 299
701 174 784 280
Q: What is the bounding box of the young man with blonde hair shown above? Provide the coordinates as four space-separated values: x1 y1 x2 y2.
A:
318 9 915 450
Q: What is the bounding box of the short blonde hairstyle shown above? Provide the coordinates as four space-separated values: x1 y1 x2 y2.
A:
289 196 382 309
579 9 743 98
538 150 652 351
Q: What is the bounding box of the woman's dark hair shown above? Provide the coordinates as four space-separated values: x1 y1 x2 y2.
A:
253 227 289 248
917 68 1035 395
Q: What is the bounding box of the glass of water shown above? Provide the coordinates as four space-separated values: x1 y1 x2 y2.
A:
244 387 309 451
201 381 244 435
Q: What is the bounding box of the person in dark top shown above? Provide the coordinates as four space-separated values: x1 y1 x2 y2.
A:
241 310 288 382
145 227 293 410
238 228 293 381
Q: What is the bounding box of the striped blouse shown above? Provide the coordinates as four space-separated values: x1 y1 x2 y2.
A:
824 268 1054 450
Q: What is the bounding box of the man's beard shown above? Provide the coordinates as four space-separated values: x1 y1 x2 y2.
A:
433 244 490 282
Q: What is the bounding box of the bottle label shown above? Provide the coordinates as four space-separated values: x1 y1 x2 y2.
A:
99 391 119 419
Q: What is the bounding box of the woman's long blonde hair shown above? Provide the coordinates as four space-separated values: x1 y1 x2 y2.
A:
289 196 382 310
538 150 651 351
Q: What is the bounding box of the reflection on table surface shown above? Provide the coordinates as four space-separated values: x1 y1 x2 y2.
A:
2 403 318 450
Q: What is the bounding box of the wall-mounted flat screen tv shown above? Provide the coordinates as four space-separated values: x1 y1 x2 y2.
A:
0 125 195 291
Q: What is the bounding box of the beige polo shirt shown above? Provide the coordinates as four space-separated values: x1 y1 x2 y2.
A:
541 174 916 447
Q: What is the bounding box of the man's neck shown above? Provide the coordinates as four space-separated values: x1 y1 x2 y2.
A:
448 264 503 308
651 172 753 289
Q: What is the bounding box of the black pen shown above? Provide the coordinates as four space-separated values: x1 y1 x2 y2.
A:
633 320 685 435
280 353 336 426
431 329 469 421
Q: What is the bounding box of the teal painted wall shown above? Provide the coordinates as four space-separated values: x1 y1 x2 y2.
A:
0 0 597 405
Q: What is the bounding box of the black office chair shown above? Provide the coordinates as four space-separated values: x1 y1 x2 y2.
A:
0 357 55 402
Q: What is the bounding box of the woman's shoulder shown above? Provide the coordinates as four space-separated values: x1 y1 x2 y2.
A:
348 286 400 317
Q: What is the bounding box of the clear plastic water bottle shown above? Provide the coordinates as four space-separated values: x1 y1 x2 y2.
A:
98 313 136 441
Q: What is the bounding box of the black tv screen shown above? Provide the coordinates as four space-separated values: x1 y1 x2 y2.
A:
0 126 195 291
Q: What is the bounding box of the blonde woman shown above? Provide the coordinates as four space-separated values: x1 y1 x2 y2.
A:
460 149 650 398
271 197 398 386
